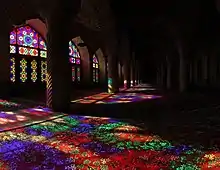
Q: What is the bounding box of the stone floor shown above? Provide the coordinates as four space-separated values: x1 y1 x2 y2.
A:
0 84 220 169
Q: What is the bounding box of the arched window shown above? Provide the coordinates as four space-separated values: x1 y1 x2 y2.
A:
92 55 99 83
9 25 81 84
9 25 47 83
69 41 81 82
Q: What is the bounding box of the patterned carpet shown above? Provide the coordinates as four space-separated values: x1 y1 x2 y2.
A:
72 92 162 105
95 93 161 104
71 92 112 104
125 87 157 92
0 115 218 169
0 107 67 132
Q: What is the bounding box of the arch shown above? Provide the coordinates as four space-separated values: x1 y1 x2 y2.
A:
26 19 47 39
94 48 107 85
9 25 47 83
72 36 91 85
92 54 99 83
69 40 81 82
9 24 82 85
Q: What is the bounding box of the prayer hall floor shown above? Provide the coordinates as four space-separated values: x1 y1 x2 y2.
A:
0 113 220 169
1 84 220 169
0 85 161 132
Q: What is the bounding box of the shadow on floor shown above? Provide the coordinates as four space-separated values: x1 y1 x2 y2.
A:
70 89 220 151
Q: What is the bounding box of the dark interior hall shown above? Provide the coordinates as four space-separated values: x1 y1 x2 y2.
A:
0 0 220 169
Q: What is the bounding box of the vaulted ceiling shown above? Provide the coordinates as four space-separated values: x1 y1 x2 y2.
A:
113 0 220 62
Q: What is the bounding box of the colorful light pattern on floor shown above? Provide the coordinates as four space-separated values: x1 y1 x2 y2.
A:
134 84 152 88
71 92 112 104
0 99 21 108
96 93 162 104
0 115 217 169
0 107 67 132
125 87 156 92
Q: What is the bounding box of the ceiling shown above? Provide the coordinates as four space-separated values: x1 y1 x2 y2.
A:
112 0 220 63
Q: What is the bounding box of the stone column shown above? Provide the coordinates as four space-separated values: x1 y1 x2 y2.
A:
166 56 171 89
178 44 187 92
161 63 165 86
130 63 134 87
107 55 119 93
202 55 208 85
46 2 79 112
121 32 131 89
134 61 138 85
137 68 140 84
156 67 160 85
130 52 136 87
123 60 131 88
121 64 124 84
133 64 136 85
189 61 193 84
193 58 198 85
118 62 123 86
106 36 119 93
209 54 217 86
0 25 10 98
80 51 90 87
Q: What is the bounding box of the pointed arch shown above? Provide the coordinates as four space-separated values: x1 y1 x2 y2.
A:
94 48 107 85
9 25 47 83
69 40 81 82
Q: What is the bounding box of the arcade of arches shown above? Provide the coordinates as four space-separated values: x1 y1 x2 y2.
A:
0 19 139 111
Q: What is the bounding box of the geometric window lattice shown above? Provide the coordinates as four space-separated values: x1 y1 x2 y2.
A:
31 60 37 82
19 47 38 56
39 36 47 50
41 61 47 82
10 45 16 53
20 58 27 82
17 26 38 48
69 41 81 82
40 50 47 58
77 67 80 82
10 30 16 44
92 55 99 83
72 67 75 82
9 25 47 84
10 57 15 82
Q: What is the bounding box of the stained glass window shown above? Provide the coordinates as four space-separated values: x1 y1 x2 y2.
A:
10 25 81 85
77 67 80 81
20 58 27 82
17 26 38 48
10 30 16 44
9 57 15 82
72 67 75 81
10 45 16 53
31 60 37 82
69 41 81 83
41 61 47 82
9 25 47 84
92 55 99 83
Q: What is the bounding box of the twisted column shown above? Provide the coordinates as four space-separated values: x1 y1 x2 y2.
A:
46 0 80 112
